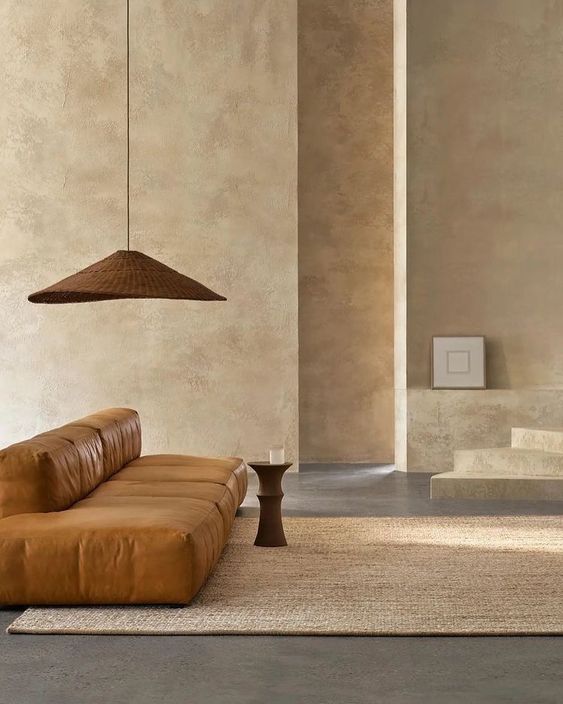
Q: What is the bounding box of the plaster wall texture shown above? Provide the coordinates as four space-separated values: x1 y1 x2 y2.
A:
298 0 394 463
404 0 563 470
408 0 563 390
407 389 563 473
0 0 298 461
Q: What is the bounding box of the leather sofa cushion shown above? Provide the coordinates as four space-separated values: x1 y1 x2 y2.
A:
128 454 241 468
0 426 104 519
85 480 238 539
70 408 141 479
0 497 225 604
117 455 248 506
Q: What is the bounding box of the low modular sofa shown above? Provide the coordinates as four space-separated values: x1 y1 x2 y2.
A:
0 408 247 605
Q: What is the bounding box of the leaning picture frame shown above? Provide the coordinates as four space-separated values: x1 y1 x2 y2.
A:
431 336 486 390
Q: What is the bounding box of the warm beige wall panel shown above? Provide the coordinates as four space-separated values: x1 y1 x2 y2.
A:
405 0 563 472
0 0 298 460
299 0 394 463
408 0 563 391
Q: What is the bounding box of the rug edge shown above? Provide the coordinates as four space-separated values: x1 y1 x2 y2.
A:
8 622 563 637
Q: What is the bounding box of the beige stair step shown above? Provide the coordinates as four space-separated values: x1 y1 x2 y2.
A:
454 447 563 477
431 472 563 501
512 427 563 454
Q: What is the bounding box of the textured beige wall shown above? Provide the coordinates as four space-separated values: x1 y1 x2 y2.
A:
298 0 394 463
408 0 563 390
407 389 563 472
405 0 563 470
0 0 298 461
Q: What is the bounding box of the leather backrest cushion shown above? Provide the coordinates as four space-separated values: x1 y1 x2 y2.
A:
0 426 104 519
0 409 141 519
69 408 142 479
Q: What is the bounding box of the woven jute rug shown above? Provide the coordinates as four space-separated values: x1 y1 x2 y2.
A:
8 516 563 635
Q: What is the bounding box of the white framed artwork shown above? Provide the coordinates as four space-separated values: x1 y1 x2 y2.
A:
432 336 486 389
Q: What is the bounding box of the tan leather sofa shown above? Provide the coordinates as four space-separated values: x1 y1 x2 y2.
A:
0 408 247 605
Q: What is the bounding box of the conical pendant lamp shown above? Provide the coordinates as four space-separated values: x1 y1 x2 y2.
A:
28 0 226 304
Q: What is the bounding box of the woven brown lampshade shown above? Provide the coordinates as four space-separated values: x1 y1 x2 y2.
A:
28 250 226 304
28 0 226 305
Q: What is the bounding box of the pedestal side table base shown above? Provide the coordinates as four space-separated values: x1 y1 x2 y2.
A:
248 462 292 548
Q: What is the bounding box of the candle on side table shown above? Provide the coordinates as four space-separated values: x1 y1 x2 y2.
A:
269 446 285 464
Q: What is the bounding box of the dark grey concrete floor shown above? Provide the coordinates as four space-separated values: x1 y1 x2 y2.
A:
1 465 562 704
241 464 563 518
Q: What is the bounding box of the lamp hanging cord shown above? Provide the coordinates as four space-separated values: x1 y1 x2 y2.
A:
126 0 130 251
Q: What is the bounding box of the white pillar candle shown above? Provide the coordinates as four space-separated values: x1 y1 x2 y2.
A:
269 446 285 464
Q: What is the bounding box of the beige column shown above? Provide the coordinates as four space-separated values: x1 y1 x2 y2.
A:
394 0 407 470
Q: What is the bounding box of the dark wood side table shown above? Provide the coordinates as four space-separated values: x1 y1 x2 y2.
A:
248 462 292 547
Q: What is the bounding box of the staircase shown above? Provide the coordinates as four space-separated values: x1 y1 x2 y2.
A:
430 427 563 500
